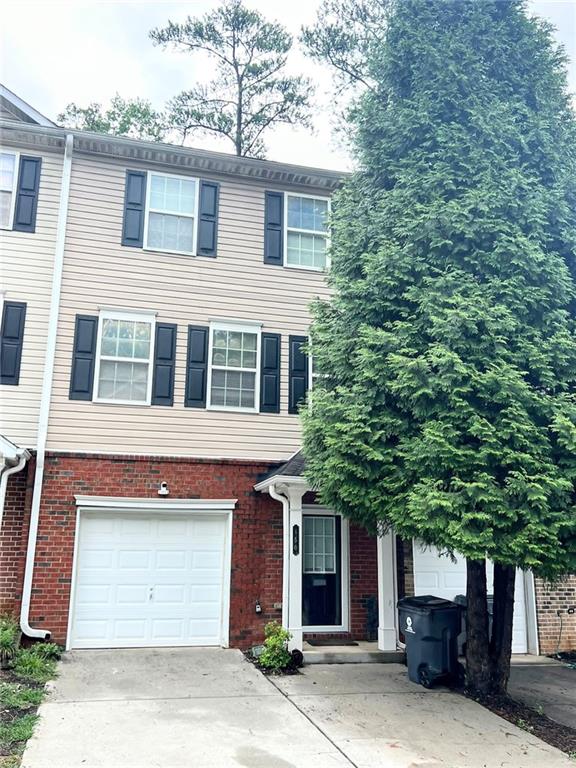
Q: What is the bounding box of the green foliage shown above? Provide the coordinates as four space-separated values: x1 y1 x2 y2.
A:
0 683 43 711
0 616 20 669
58 94 166 141
258 621 292 671
150 0 312 157
302 0 576 581
27 643 62 662
0 714 38 751
12 646 57 684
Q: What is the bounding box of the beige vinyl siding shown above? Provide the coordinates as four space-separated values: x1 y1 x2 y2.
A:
49 155 331 460
0 149 63 449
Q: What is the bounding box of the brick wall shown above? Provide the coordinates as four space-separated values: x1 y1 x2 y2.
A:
12 453 380 649
535 576 576 654
0 458 34 615
349 525 378 639
396 538 415 599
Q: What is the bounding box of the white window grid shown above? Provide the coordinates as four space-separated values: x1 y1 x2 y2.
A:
207 322 262 413
93 310 156 406
284 192 331 272
0 151 19 231
143 171 199 256
303 516 336 574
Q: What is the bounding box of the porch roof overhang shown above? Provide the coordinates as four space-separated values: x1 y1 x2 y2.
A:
254 450 311 493
0 434 30 466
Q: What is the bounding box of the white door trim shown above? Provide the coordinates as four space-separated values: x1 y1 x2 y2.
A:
66 496 236 651
301 505 350 633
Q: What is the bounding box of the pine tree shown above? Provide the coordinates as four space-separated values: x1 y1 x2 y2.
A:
302 0 576 694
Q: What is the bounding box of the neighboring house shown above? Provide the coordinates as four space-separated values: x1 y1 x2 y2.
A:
0 87 574 656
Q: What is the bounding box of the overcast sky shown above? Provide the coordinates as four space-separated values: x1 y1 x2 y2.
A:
1 0 574 170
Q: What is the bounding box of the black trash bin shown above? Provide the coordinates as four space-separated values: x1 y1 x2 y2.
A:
397 595 463 688
454 594 494 656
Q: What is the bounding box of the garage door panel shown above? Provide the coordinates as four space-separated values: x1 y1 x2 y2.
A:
71 511 229 649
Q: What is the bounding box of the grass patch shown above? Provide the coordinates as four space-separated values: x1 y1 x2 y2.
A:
0 683 43 711
11 648 58 685
0 641 61 763
0 714 38 750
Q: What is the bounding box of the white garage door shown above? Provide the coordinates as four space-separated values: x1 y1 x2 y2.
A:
412 543 528 654
70 512 229 649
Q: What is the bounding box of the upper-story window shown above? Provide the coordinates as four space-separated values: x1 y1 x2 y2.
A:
208 322 261 412
285 194 330 271
144 172 199 255
94 310 156 404
0 152 19 230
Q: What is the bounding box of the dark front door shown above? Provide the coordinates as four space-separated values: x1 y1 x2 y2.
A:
302 515 342 627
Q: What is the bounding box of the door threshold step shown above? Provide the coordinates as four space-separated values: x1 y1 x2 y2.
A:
303 648 406 665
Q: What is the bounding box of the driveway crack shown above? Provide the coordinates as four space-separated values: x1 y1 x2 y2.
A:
266 675 360 768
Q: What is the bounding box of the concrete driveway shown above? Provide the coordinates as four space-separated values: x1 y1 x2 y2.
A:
509 655 576 729
23 649 572 768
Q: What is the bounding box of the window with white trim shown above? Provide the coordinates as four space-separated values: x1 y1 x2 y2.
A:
144 172 198 255
95 311 155 404
208 323 260 411
303 516 336 573
0 152 18 230
285 194 330 270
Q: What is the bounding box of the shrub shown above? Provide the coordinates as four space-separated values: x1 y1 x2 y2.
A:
0 713 38 749
258 621 292 672
0 616 20 670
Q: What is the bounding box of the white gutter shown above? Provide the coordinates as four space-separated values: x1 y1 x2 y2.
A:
268 483 290 630
0 451 30 529
20 132 74 640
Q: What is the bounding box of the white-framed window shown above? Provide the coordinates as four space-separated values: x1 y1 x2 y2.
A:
143 171 199 255
208 321 261 412
0 151 19 230
303 515 336 573
285 193 330 271
94 310 156 405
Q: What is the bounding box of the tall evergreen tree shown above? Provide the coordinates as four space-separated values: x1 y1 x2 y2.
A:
302 0 576 694
150 0 312 158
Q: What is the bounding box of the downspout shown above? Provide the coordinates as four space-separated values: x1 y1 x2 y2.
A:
268 483 290 630
20 132 74 640
0 451 30 529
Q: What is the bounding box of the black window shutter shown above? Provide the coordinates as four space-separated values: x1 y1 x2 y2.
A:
69 315 98 400
0 302 27 385
198 181 219 257
264 191 284 265
13 156 41 233
122 171 147 247
185 325 209 408
151 323 177 406
260 333 281 413
288 335 309 414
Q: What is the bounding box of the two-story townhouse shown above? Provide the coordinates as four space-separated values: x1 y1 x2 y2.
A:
1 87 574 657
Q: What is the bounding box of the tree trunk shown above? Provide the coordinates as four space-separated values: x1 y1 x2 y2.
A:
489 563 516 695
465 559 491 694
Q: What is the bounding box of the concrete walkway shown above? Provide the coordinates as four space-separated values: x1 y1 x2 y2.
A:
510 655 576 729
23 649 573 768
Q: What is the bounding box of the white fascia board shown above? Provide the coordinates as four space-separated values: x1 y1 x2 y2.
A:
254 476 310 492
74 495 237 511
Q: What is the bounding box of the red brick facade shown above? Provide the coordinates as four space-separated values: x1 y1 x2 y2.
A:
535 577 576 654
0 452 378 649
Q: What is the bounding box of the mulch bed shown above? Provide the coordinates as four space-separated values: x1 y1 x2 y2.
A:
465 689 576 756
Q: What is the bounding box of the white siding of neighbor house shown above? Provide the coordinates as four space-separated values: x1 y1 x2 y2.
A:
0 148 63 449
48 154 332 460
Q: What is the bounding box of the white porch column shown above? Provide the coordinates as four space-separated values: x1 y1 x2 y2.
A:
377 529 398 651
286 486 305 650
